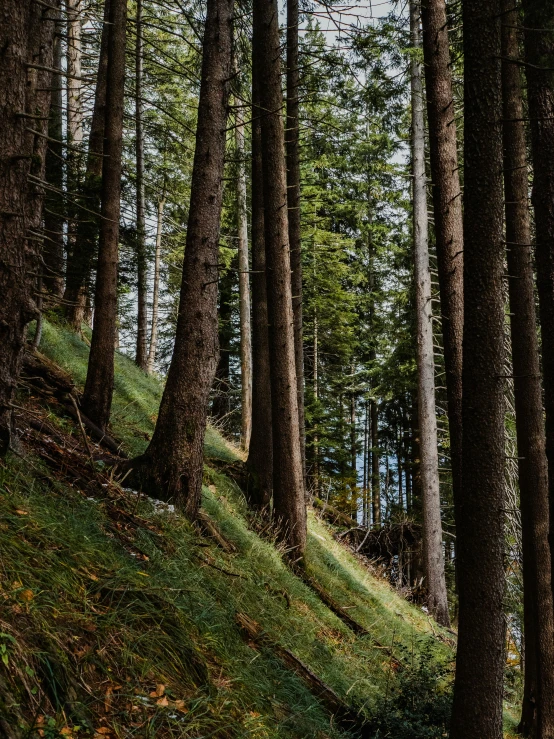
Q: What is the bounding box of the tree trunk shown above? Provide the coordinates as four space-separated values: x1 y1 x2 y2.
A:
63 0 110 329
255 0 306 558
147 196 165 374
135 0 148 370
421 0 463 538
363 402 368 526
43 13 65 299
521 0 554 614
397 423 403 509
371 397 380 525
236 103 253 451
66 0 83 151
286 0 306 492
449 0 505 736
246 30 273 508
128 0 234 516
0 0 55 453
65 0 83 308
350 386 357 518
410 1 449 627
503 3 554 736
81 0 127 430
211 266 233 422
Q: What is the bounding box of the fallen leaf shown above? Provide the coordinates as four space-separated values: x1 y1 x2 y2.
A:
94 729 112 735
174 700 187 711
156 696 169 707
149 683 165 697
15 510 29 516
60 729 72 736
19 589 34 602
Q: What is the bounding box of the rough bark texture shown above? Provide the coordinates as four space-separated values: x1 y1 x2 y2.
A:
286 0 306 492
43 13 65 299
65 0 83 309
256 0 306 557
410 1 449 627
147 196 164 374
236 104 253 450
135 0 148 370
211 266 233 422
449 0 505 736
66 0 83 151
0 0 55 453
246 5 273 509
421 0 463 531
81 0 127 429
63 0 111 329
128 0 234 516
514 3 554 735
522 0 554 613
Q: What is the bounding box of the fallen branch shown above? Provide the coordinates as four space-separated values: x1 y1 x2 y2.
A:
196 511 237 553
235 612 368 735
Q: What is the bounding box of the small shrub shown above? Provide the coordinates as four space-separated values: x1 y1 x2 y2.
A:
365 641 452 738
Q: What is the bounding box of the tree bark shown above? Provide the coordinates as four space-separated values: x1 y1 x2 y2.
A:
43 13 65 299
410 1 449 627
248 34 273 508
421 0 463 539
246 0 273 508
211 265 233 422
449 0 505 736
81 0 128 430
66 0 83 152
255 0 306 558
521 0 554 615
135 0 148 371
370 398 380 525
63 0 111 329
507 3 554 735
236 103 253 451
127 0 234 516
147 196 165 374
65 0 83 306
286 0 306 492
0 0 55 453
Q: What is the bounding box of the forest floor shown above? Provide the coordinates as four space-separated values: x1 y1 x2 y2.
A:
0 320 518 738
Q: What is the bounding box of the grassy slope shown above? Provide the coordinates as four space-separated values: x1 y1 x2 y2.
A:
0 321 456 738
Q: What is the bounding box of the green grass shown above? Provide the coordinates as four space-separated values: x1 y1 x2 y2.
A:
0 319 454 738
38 319 239 462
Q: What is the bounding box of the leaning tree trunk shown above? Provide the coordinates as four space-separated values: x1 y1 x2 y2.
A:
521 0 554 610
286 0 306 492
449 0 505 736
246 35 273 508
502 4 554 736
421 0 463 540
255 0 306 558
410 0 449 627
135 0 148 370
0 0 55 453
236 103 253 451
127 0 234 515
147 195 165 374
81 0 127 429
43 13 65 299
63 0 111 329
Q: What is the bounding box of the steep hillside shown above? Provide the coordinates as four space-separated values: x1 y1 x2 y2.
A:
0 321 455 738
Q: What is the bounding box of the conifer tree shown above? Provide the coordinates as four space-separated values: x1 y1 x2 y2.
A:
449 0 506 735
127 0 234 514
